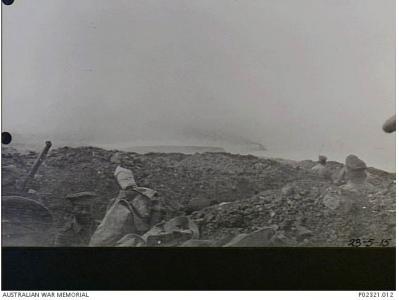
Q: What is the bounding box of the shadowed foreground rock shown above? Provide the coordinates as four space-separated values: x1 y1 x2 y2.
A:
224 227 277 247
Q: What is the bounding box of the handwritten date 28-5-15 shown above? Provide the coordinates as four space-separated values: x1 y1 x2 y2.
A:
348 239 392 247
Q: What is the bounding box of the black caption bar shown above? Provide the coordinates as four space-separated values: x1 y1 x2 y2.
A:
2 247 395 290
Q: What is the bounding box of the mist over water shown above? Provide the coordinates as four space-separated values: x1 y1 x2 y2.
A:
2 0 395 171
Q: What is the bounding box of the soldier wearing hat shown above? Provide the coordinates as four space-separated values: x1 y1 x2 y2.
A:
311 155 331 180
54 191 97 246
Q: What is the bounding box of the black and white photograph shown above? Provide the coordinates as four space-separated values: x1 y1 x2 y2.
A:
1 0 395 251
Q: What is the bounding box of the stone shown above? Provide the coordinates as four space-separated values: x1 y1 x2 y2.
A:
296 225 313 241
180 239 216 247
269 232 291 246
311 164 331 180
66 191 97 201
110 152 122 164
345 155 367 171
281 183 294 197
322 193 340 210
115 234 146 247
322 186 348 210
223 227 276 247
186 197 212 212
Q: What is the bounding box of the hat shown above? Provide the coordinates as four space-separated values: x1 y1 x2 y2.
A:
345 155 367 170
318 155 327 163
114 166 137 190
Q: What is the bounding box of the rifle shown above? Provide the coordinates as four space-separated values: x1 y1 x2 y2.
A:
20 141 52 192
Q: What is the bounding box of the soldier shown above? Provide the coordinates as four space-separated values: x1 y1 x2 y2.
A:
311 155 331 180
89 166 166 246
54 192 97 246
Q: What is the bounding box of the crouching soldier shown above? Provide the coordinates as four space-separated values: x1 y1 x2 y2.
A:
89 166 166 246
54 192 97 246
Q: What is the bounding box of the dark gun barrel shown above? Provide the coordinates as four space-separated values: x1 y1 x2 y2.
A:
20 141 52 192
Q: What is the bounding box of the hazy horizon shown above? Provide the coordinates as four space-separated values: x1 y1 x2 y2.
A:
2 0 395 171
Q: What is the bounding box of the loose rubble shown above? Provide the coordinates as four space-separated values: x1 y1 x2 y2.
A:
2 146 395 246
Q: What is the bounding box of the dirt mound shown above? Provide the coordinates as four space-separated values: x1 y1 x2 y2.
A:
191 178 395 246
1 146 395 246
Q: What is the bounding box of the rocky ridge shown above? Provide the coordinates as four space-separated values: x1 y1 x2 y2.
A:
2 146 395 246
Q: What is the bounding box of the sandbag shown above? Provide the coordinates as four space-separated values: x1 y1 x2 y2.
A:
89 198 139 247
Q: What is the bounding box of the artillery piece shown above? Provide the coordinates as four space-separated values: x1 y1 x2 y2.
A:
2 141 54 246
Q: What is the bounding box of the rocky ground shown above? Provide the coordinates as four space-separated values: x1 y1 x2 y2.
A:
2 146 395 246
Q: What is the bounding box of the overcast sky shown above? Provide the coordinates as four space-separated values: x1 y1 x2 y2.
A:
2 0 395 170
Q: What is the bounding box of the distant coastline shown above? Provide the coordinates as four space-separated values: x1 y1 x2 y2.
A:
124 145 226 154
